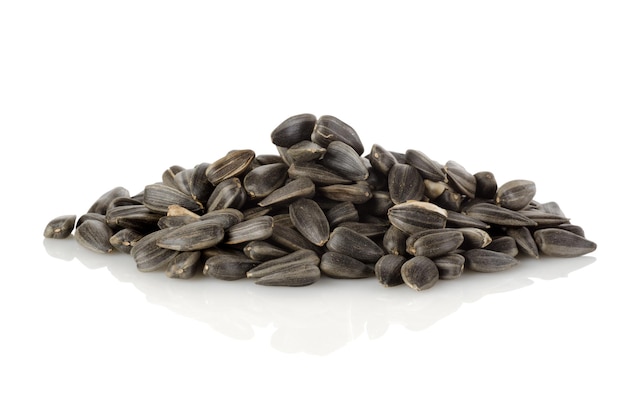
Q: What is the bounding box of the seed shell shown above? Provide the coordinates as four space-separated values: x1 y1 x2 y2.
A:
533 228 597 257
43 215 76 239
289 198 330 246
401 256 439 291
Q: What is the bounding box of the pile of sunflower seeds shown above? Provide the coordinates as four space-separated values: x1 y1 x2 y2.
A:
44 114 597 290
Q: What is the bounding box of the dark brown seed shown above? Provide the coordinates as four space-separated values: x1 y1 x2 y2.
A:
320 251 375 279
189 162 213 203
320 140 369 181
474 171 498 199
505 226 539 258
246 249 320 279
224 216 274 245
432 188 463 212
369 144 398 175
537 201 566 218
484 236 519 257
243 240 289 261
518 209 570 227
270 113 317 147
286 140 327 163
325 201 359 229
162 165 185 189
405 149 446 182
106 204 162 232
109 228 144 254
445 210 491 229
205 149 255 186
317 183 372 204
243 163 288 200
88 186 130 215
289 198 330 246
495 179 536 211
205 177 247 212
76 212 108 228
254 264 321 287
401 256 439 291
166 251 202 279
157 220 225 251
311 115 365 155
383 224 408 256
388 163 425 205
157 215 201 229
203 254 259 281
337 221 388 238
464 202 537 227
287 162 352 185
258 177 316 207
387 200 448 234
433 254 465 280
199 208 244 228
463 249 519 272
143 183 203 214
533 228 597 257
408 230 464 258
457 227 492 249
374 254 407 287
326 226 384 263
270 224 321 254
43 215 76 239
131 228 180 272
74 219 114 254
445 160 476 199
358 190 393 217
555 223 585 238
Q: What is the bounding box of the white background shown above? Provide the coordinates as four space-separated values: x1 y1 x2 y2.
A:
1 1 624 409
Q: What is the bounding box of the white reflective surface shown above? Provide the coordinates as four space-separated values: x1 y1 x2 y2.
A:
2 1 625 409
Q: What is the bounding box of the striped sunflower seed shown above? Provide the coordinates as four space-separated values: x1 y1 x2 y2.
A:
87 186 130 215
205 149 255 186
165 251 202 279
533 228 597 257
388 163 425 204
311 115 365 155
74 219 114 254
484 236 519 257
374 254 407 287
495 179 536 211
246 249 320 279
289 198 330 246
320 251 375 279
257 176 316 207
464 202 537 227
224 215 274 245
156 220 225 251
387 200 448 234
143 183 204 214
444 160 476 198
243 163 288 200
270 113 317 147
405 149 446 182
43 215 76 239
320 140 369 181
205 177 247 212
505 226 539 258
326 226 384 263
243 240 289 261
131 228 180 272
433 253 465 280
474 171 498 199
203 254 259 281
109 228 143 254
254 264 321 287
463 248 519 272
317 183 372 204
369 144 398 175
287 162 352 185
401 256 439 291
407 230 464 258
286 140 327 163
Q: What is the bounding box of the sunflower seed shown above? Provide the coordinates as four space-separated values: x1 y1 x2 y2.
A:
205 177 247 212
533 228 597 257
286 140 327 163
243 163 288 200
205 149 255 186
369 144 398 175
474 171 497 199
444 210 491 229
457 227 492 249
387 200 448 234
505 226 539 258
317 183 372 204
463 248 519 272
289 198 330 246
433 253 465 280
374 254 407 287
326 226 384 263
325 201 360 228
495 179 536 211
320 251 375 279
464 202 537 227
358 190 393 217
157 220 225 251
246 249 320 279
254 264 321 287
405 149 446 182
257 176 316 207
287 162 352 185
199 208 244 228
407 230 464 258
165 251 202 279
270 113 317 147
484 236 519 257
270 224 321 254
311 115 364 155
203 254 259 280
243 240 289 261
432 188 462 212
162 165 185 189
337 221 388 238
321 140 369 181
109 228 143 254
444 160 476 198
143 183 203 214
388 163 425 204
131 228 180 272
87 186 130 215
518 209 570 226
401 256 439 291
105 204 162 232
43 215 76 239
225 215 274 245
74 219 114 254
383 224 408 256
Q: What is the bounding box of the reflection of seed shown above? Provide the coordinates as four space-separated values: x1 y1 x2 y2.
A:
43 215 76 239
401 256 439 291
533 228 597 257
